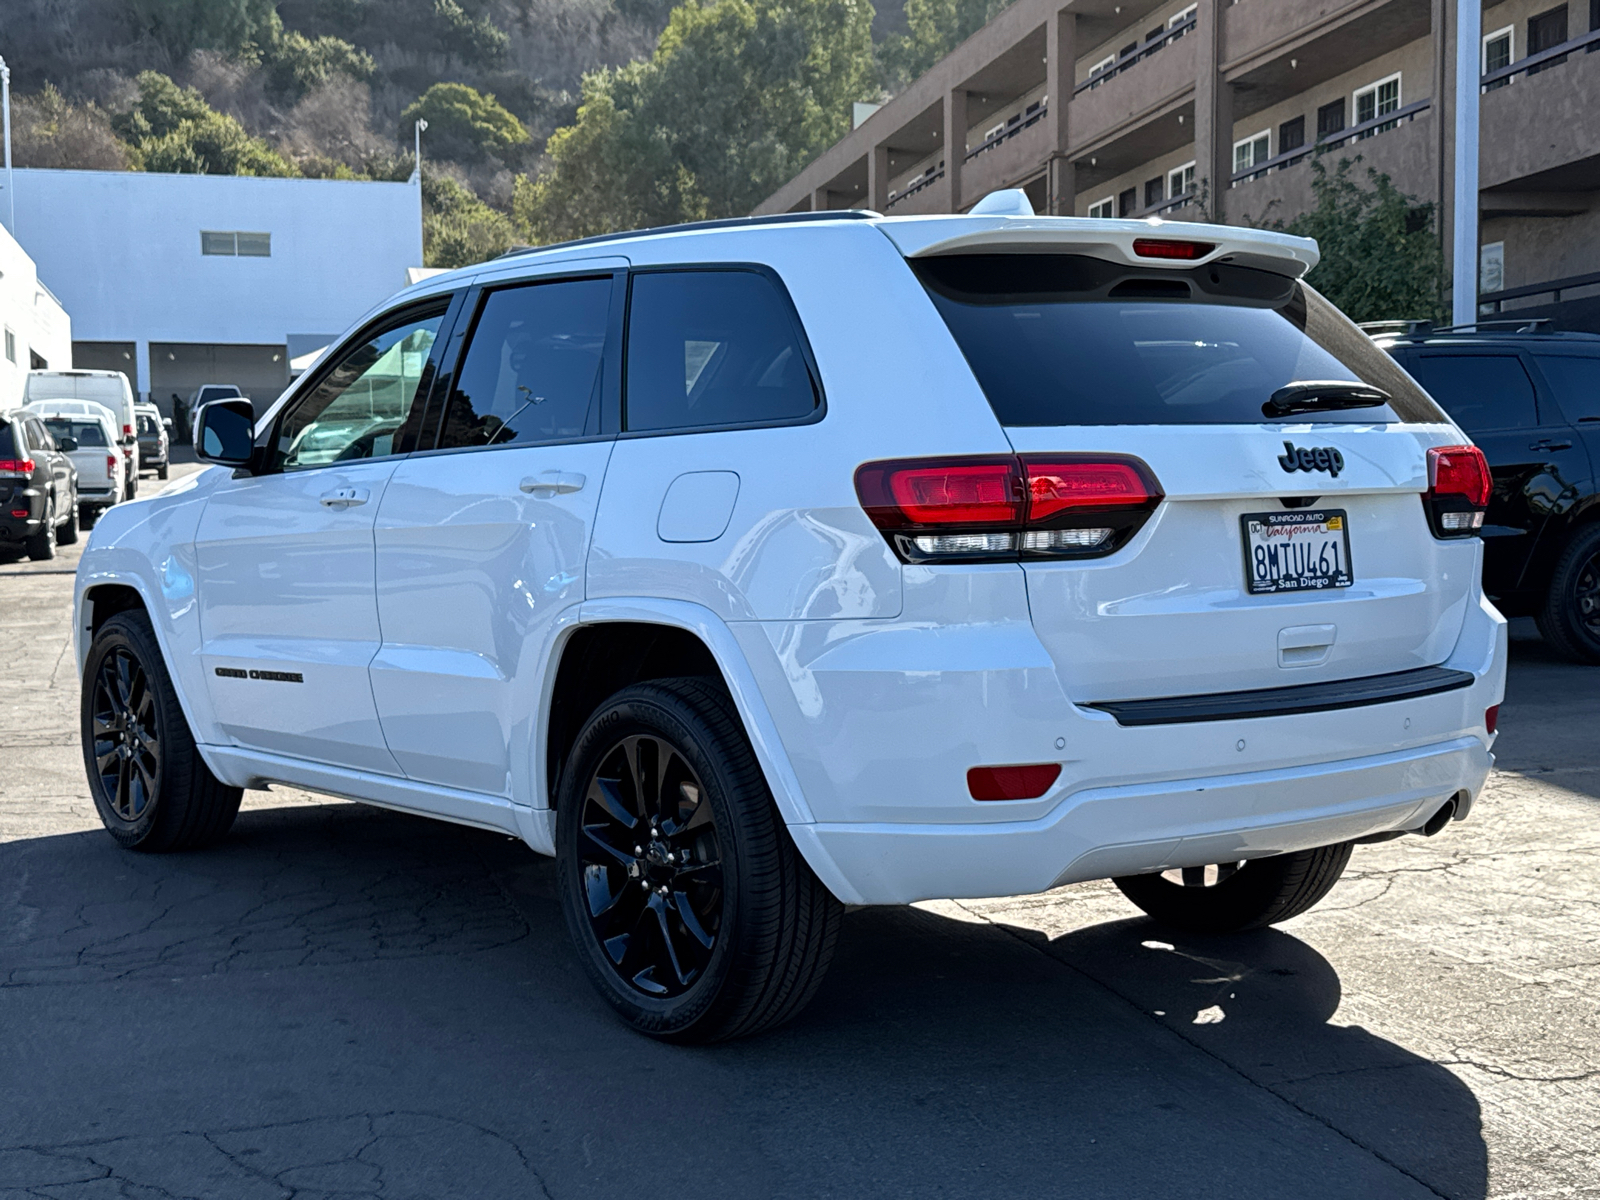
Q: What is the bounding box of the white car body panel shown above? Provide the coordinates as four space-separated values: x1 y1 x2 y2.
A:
73 213 1507 908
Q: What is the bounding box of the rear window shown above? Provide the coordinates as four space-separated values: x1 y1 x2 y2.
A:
913 254 1443 426
44 418 109 447
0 422 16 459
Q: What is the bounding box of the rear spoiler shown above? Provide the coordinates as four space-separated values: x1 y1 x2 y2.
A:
877 216 1319 280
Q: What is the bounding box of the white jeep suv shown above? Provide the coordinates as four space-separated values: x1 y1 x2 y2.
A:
75 209 1505 1041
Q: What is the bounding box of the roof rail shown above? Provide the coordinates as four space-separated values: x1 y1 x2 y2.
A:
1428 318 1553 334
1359 319 1434 335
497 209 880 261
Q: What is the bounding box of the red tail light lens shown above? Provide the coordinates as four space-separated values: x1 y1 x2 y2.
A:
968 763 1062 801
1485 705 1499 735
1131 238 1215 261
0 459 35 475
107 454 119 475
856 454 1162 562
1425 444 1491 537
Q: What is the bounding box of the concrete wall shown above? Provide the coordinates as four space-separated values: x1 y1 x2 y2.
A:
0 222 73 409
8 170 423 402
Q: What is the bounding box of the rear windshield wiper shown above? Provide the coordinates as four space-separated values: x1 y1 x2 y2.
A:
1264 381 1390 418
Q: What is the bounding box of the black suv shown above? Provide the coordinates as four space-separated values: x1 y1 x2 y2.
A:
0 409 81 561
1378 322 1600 663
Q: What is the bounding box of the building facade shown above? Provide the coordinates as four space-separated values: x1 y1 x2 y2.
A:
0 219 72 409
9 169 424 413
757 0 1600 328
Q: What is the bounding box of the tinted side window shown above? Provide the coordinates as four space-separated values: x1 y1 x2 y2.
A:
0 422 16 459
1533 355 1600 424
437 277 612 450
624 270 819 433
1408 354 1538 432
28 418 54 451
273 310 444 471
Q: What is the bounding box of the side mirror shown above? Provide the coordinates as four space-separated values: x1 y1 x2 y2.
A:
58 436 78 453
195 398 256 468
162 418 173 430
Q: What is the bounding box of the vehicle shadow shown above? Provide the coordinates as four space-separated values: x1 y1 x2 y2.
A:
0 802 1486 1199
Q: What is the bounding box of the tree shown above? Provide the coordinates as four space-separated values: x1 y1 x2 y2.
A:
401 82 531 162
1280 155 1445 324
260 28 376 100
519 0 876 244
424 170 519 268
126 0 280 61
12 86 132 171
880 0 1009 87
112 72 298 177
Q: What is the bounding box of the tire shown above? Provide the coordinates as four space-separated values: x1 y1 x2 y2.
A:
56 499 79 546
81 610 242 851
1114 842 1354 934
556 677 842 1042
24 498 56 561
126 475 138 500
1536 524 1600 665
80 505 97 530
158 464 169 480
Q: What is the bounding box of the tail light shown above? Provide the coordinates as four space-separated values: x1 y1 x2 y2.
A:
0 458 35 475
123 424 133 438
1485 705 1499 735
1425 445 1491 538
107 454 119 476
855 454 1162 563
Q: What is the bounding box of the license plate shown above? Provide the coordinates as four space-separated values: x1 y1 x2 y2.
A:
1241 510 1353 594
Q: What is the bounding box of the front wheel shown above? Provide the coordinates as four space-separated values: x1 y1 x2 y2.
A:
82 610 242 851
1114 842 1354 933
1537 524 1600 664
556 677 842 1042
158 464 169 480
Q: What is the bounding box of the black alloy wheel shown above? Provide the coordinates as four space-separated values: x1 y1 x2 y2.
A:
82 610 242 851
1539 525 1600 664
578 733 723 998
91 647 162 822
557 678 842 1041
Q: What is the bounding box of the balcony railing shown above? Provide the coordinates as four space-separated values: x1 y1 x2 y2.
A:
1481 27 1600 88
1479 270 1600 314
1074 13 1197 95
886 162 945 209
1230 98 1431 185
965 100 1047 162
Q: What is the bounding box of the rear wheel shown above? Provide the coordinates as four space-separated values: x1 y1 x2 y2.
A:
56 498 79 545
158 464 169 480
25 498 56 561
126 475 138 500
1114 842 1354 933
1537 524 1600 665
82 610 242 851
557 677 842 1042
80 505 98 530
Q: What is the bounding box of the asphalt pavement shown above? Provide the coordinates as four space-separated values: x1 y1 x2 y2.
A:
1 453 1596 1198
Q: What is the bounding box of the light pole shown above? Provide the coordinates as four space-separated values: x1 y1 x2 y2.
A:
1452 0 1481 327
1 55 14 236
410 117 428 185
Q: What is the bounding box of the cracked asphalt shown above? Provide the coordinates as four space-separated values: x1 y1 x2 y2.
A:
2 457 1597 1198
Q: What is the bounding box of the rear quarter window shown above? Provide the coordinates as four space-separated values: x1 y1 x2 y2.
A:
0 422 16 459
912 254 1443 426
1533 354 1600 424
1405 354 1538 433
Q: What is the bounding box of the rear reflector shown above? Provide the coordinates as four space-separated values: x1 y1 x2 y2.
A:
1485 705 1499 735
968 763 1062 801
10 509 29 518
1131 238 1215 261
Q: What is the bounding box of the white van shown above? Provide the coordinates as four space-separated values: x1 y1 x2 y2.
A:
25 370 140 498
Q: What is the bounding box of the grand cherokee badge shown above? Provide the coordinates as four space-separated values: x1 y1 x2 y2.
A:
1279 442 1344 478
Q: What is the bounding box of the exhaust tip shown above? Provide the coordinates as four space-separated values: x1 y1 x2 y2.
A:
1421 797 1458 837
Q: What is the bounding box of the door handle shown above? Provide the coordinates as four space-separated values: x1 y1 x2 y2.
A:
319 487 369 509
1529 439 1573 451
520 471 586 497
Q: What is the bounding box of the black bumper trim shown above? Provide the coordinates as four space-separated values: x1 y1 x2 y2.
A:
1085 666 1477 727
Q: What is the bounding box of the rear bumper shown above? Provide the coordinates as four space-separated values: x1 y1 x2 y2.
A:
791 736 1489 904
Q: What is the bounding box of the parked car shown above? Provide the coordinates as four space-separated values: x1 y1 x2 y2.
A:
1377 322 1600 663
75 205 1505 1041
135 404 171 480
40 410 124 526
25 399 134 501
2 408 80 559
25 370 139 498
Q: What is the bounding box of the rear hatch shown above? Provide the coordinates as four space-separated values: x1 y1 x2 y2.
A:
893 222 1472 702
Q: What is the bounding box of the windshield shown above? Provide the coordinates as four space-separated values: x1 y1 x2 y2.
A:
44 418 109 447
913 254 1444 426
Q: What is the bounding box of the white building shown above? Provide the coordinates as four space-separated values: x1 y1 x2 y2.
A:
0 217 72 409
10 169 423 413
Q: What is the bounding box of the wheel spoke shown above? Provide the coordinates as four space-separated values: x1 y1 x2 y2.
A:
95 744 121 775
114 653 134 710
633 737 661 823
589 776 639 831
115 755 132 819
650 893 694 986
580 823 638 869
669 888 716 950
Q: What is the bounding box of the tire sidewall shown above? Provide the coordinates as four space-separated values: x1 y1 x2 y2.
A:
1552 525 1600 661
555 686 751 1038
81 615 171 847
